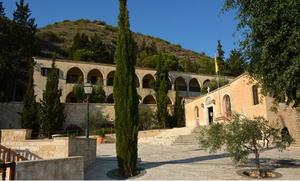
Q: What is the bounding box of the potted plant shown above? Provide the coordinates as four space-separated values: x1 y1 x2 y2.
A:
96 129 105 144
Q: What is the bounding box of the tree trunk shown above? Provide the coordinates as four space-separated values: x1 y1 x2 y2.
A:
255 151 261 178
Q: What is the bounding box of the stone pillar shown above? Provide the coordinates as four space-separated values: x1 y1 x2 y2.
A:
103 79 107 87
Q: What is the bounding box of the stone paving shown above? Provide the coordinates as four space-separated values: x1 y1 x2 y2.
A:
85 143 300 180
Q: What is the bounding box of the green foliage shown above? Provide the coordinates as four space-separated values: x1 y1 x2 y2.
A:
155 54 170 128
0 0 37 102
225 49 247 76
19 60 39 134
90 82 106 103
73 49 94 61
201 78 229 94
40 58 65 137
113 0 139 177
139 106 157 130
199 114 293 176
72 83 85 102
223 0 300 107
173 91 185 127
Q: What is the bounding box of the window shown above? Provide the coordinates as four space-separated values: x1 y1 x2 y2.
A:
194 106 199 119
41 68 51 76
252 84 259 105
223 95 231 117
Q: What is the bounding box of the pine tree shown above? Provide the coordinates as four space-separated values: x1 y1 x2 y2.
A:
174 91 185 127
155 54 169 128
11 0 37 101
0 2 5 17
113 0 139 177
19 59 39 134
40 58 65 137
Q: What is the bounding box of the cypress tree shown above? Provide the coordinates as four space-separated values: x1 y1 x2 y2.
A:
19 59 39 134
155 54 169 128
174 91 185 127
40 57 65 137
113 0 139 177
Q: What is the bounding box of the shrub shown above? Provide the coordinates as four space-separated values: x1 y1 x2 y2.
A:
65 124 83 136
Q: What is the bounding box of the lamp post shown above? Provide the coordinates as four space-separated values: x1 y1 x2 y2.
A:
83 82 93 138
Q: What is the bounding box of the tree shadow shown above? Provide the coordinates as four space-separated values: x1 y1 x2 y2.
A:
139 152 230 170
241 157 300 171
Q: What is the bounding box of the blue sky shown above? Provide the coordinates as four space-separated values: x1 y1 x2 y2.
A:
2 0 242 58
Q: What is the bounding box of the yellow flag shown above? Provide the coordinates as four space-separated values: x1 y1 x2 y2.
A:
214 55 219 74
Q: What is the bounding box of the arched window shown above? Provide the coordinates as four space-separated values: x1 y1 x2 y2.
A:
106 71 115 86
142 95 156 104
87 69 103 85
223 95 231 117
189 78 200 92
142 74 155 89
252 84 259 105
203 79 210 86
66 67 84 84
175 77 187 91
194 106 199 119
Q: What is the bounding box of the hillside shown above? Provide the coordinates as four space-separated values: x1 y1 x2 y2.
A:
37 19 212 63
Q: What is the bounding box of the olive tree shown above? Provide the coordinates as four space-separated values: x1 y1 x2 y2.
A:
199 114 293 178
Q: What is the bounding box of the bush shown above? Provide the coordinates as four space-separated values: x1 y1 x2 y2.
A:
139 106 157 130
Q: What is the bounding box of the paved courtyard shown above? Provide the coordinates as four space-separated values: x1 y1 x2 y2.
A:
85 143 300 180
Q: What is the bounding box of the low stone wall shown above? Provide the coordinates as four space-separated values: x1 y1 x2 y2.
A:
15 156 84 180
1 129 96 168
138 129 164 138
0 102 157 129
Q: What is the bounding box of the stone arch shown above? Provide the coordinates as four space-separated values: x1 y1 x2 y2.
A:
66 92 79 103
142 74 155 89
106 71 115 86
223 94 232 117
175 77 187 91
203 79 210 86
142 95 156 104
107 94 114 103
189 78 200 92
87 69 103 85
167 78 172 90
66 67 84 84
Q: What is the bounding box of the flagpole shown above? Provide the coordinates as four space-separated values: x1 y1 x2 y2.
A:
215 55 222 117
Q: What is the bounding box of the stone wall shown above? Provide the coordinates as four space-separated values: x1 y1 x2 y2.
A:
1 129 96 168
15 156 84 180
0 103 157 129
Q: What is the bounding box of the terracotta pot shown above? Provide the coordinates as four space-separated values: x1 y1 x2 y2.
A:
97 136 105 144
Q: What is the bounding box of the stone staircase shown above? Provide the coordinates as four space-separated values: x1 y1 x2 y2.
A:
171 127 202 146
138 127 194 146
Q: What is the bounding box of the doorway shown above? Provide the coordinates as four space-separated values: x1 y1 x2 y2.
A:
208 107 213 125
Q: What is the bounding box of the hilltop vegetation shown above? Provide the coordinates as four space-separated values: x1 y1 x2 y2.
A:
37 19 217 74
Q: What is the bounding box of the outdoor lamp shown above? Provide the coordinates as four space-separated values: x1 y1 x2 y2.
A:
83 82 93 138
